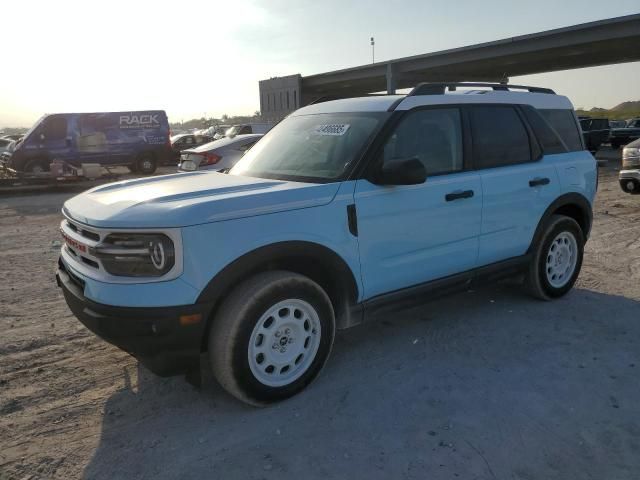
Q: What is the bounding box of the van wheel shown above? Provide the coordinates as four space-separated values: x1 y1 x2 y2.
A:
24 159 50 173
137 153 156 175
525 215 584 300
208 271 335 406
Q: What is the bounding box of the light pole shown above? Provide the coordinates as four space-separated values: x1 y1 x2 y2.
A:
370 37 375 64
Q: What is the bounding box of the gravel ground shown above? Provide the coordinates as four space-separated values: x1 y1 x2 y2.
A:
1 152 639 479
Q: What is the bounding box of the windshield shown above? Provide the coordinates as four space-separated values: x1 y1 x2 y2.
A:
16 115 46 146
230 112 388 182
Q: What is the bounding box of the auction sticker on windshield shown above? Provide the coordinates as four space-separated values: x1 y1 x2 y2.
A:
314 124 350 136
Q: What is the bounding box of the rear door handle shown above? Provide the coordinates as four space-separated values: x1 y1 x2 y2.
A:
445 190 474 202
529 177 550 187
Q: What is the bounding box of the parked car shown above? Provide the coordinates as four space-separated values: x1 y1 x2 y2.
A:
225 123 273 138
178 134 263 172
0 138 14 155
56 82 596 406
610 118 640 149
2 134 24 142
3 111 172 174
619 138 640 194
579 117 610 153
211 125 232 140
170 133 213 162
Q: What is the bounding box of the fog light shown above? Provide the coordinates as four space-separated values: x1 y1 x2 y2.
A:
179 314 202 326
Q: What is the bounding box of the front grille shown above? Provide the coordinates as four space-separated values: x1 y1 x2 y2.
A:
65 220 100 241
61 218 104 273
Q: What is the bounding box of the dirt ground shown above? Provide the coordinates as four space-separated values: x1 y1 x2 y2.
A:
1 152 639 480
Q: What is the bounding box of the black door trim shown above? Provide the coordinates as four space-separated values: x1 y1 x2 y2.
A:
359 255 530 322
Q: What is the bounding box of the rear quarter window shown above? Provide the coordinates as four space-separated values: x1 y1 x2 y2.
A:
521 106 567 155
538 109 583 152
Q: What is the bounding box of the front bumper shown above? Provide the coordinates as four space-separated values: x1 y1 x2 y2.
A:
619 169 640 194
56 258 213 376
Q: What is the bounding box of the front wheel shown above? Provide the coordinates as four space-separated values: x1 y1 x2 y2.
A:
525 215 584 300
24 159 50 174
208 271 335 406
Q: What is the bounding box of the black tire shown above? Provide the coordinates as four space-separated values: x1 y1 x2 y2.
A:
127 164 138 173
24 159 50 173
525 215 584 301
208 271 335 406
610 140 621 149
137 153 157 175
620 179 640 194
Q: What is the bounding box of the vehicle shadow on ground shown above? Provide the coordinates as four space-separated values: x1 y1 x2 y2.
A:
83 284 640 480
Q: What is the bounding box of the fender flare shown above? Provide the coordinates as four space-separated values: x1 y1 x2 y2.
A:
196 241 361 338
527 192 592 254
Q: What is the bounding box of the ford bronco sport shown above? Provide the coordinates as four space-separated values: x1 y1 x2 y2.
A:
56 83 597 406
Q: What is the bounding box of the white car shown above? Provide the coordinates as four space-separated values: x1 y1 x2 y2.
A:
178 134 263 172
214 123 273 140
0 138 14 155
619 138 640 194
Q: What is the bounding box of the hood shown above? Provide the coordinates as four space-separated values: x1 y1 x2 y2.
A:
63 172 341 228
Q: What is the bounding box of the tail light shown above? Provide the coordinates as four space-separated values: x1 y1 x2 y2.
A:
203 153 221 165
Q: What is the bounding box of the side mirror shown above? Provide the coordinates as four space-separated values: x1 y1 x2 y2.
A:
375 157 426 186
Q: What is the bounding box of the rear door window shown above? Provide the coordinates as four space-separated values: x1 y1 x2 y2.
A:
538 109 583 152
470 106 532 168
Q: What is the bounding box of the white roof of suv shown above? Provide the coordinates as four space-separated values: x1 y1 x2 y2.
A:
294 85 573 116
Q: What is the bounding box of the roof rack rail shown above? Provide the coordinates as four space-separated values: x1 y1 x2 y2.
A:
308 93 396 105
408 82 555 96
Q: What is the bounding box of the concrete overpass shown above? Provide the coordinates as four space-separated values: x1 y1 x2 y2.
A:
259 14 640 121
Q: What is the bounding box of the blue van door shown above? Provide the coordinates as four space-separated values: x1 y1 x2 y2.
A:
469 105 561 266
36 115 75 165
354 107 482 300
75 114 114 165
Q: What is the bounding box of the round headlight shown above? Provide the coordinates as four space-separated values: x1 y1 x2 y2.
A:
93 233 175 277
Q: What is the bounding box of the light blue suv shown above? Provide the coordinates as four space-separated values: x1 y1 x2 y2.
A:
56 83 597 405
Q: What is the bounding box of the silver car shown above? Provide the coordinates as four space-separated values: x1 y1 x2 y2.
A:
178 134 263 172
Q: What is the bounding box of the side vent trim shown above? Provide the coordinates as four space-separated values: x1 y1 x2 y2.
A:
347 204 358 237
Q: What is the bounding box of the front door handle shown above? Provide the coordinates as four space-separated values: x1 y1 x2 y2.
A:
445 190 474 202
529 177 550 187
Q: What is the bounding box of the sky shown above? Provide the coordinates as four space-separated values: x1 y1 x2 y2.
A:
0 0 638 128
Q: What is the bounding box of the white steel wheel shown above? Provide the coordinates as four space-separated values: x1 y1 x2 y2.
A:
545 231 578 288
248 299 321 387
209 270 335 406
525 214 584 301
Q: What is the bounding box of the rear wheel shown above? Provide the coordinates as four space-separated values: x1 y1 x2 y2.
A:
525 215 584 300
137 153 157 175
208 271 335 406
